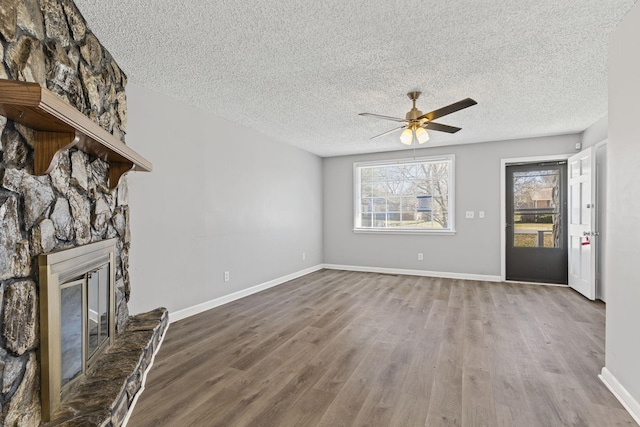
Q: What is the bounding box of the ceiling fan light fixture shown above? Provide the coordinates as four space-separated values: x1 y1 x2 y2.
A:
415 127 429 144
360 92 476 146
400 128 413 145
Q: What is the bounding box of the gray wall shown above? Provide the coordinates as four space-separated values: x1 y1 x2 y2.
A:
582 114 608 148
606 0 640 410
323 134 579 277
125 83 323 315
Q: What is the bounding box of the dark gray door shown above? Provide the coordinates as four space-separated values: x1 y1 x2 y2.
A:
506 162 568 283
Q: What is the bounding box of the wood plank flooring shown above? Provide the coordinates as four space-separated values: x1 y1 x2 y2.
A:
128 270 637 427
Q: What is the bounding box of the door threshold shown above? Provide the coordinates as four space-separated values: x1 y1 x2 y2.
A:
505 279 569 287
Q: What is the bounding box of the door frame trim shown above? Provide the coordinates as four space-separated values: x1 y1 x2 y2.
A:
594 139 608 301
500 154 572 281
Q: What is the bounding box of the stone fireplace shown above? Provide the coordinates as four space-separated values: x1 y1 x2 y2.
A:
0 1 167 425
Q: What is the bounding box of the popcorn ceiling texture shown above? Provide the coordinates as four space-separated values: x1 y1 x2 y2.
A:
73 0 637 157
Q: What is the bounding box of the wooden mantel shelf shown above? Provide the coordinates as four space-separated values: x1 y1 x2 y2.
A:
0 79 152 189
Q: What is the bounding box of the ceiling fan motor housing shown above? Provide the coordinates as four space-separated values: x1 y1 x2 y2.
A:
406 92 425 123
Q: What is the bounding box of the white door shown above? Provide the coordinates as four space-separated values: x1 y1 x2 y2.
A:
567 147 596 300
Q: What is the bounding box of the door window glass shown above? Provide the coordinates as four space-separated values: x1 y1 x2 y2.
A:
512 169 562 248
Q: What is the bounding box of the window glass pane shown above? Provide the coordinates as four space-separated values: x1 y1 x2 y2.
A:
415 179 432 196
514 213 561 248
417 211 433 228
387 181 403 196
401 211 416 222
361 198 373 213
361 168 373 181
512 168 561 248
401 197 417 212
360 182 373 198
401 181 416 195
355 157 454 231
373 213 386 227
387 197 401 211
371 168 386 181
373 198 386 212
386 166 404 180
372 182 387 197
388 212 401 222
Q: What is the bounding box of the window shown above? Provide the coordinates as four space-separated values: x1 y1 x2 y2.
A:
354 155 455 233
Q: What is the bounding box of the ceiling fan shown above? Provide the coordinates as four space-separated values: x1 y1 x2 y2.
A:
359 92 477 145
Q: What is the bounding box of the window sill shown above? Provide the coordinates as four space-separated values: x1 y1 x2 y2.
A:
353 228 457 236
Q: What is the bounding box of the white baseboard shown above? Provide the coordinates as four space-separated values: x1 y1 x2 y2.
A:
122 321 169 427
169 265 324 323
600 367 640 426
322 263 502 282
169 264 501 324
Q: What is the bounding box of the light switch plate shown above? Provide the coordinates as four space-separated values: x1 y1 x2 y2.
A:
466 211 474 219
479 211 485 218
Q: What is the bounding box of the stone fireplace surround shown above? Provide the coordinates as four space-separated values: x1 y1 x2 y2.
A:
0 0 167 425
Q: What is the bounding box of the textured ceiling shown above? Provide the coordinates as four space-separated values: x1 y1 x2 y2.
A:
73 0 636 157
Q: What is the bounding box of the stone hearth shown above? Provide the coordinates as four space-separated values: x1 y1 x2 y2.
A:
42 308 168 426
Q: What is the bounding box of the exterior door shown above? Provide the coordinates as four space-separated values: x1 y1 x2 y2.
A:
506 162 568 283
568 147 597 300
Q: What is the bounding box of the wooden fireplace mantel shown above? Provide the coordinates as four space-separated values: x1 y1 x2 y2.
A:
0 79 152 189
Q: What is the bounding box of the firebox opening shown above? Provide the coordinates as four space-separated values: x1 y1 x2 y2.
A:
60 261 112 392
39 239 117 421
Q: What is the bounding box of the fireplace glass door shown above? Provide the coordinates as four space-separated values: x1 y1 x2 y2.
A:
87 264 110 359
59 261 112 393
60 279 84 387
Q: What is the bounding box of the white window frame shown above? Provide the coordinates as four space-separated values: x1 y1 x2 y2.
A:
353 155 456 235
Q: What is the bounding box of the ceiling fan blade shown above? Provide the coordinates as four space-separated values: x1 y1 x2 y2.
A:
424 122 461 134
359 113 408 123
418 98 477 121
370 125 407 140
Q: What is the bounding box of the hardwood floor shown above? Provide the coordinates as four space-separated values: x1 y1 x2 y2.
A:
128 270 636 427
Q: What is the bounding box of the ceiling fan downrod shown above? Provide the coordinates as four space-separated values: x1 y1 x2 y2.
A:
406 92 423 121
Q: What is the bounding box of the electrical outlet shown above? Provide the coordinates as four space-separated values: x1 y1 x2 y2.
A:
302 252 306 261
418 252 423 261
224 271 230 282
466 211 475 219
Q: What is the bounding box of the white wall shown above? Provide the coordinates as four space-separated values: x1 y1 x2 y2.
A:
125 83 323 315
603 0 640 418
323 135 578 278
